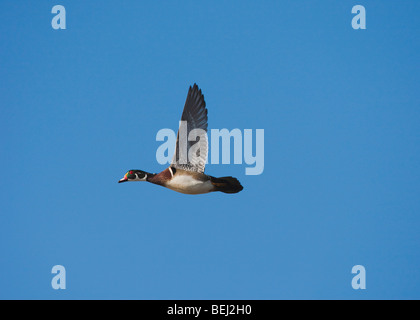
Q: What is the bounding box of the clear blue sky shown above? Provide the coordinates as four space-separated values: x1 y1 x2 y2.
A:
1 0 419 299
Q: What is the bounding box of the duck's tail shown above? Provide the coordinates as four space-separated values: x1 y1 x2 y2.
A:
210 176 244 194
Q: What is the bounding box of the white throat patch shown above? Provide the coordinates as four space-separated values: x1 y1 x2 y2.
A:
135 173 147 181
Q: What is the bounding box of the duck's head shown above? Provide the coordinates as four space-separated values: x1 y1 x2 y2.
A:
118 170 148 183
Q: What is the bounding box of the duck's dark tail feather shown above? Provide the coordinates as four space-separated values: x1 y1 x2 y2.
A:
210 176 243 194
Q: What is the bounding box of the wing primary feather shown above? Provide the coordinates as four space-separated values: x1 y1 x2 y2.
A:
171 84 209 173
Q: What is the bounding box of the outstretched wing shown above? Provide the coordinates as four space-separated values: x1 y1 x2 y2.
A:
171 84 208 173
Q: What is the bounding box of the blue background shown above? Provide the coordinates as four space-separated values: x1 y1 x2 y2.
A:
1 0 419 299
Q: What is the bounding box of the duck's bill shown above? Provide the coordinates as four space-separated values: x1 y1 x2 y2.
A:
118 177 128 183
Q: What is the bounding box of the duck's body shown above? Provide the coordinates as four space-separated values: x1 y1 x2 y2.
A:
146 167 242 194
119 84 243 195
159 168 214 195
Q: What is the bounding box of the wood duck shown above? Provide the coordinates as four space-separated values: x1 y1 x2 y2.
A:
118 84 243 195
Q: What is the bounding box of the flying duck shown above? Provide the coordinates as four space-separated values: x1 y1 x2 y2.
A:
118 84 243 195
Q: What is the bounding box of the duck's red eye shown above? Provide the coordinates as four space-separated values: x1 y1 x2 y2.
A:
129 171 133 175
